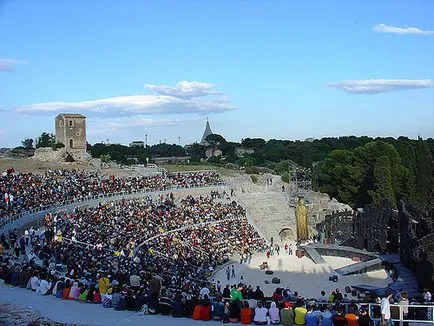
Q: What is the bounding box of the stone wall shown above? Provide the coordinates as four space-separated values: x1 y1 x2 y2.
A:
31 147 101 166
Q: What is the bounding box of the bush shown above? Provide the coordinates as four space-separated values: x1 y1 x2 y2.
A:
52 142 65 150
251 175 258 183
281 172 289 183
207 156 221 164
225 163 238 170
245 166 259 174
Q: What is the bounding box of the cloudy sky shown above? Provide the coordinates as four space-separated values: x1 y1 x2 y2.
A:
1 0 433 147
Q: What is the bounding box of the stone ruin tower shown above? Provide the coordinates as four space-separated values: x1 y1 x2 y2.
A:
32 113 94 164
55 113 86 149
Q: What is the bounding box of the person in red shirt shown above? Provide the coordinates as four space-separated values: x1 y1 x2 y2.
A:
345 312 358 326
240 301 253 324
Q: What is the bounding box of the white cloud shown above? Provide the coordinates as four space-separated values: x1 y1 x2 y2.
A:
373 24 434 35
328 79 434 94
0 58 28 72
144 81 222 98
15 91 236 116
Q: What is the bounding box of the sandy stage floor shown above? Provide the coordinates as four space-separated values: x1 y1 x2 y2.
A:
213 253 392 299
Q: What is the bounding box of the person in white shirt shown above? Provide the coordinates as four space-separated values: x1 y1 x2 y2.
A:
37 276 51 295
253 301 268 325
381 291 393 326
317 290 327 302
200 284 210 297
30 273 40 292
129 273 141 288
423 288 432 302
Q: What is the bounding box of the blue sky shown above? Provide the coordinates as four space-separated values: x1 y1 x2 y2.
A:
1 0 433 147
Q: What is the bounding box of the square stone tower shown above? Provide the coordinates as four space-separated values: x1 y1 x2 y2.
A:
55 113 86 149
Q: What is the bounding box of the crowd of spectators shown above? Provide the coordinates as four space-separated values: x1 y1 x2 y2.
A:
0 168 223 221
1 168 433 325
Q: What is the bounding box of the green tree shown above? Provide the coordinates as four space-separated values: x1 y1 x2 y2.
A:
316 149 364 206
52 142 65 150
368 155 395 204
100 154 111 163
36 132 55 148
415 137 433 209
21 138 34 149
241 138 266 149
244 156 256 167
205 134 227 146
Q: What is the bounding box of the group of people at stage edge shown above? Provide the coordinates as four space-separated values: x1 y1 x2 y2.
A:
0 167 223 221
1 253 433 325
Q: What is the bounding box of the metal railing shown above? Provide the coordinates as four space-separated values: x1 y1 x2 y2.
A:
362 303 433 326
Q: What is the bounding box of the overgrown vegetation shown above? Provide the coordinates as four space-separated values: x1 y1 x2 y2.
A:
90 143 186 165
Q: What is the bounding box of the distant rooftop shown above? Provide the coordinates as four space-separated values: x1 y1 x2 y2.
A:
56 113 86 118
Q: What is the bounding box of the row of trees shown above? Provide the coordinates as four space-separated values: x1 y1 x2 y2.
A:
186 134 433 211
314 138 433 211
90 143 186 165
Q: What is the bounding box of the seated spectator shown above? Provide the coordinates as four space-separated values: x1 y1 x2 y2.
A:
229 298 242 323
125 290 136 311
30 272 40 291
62 280 71 299
200 294 212 321
69 281 79 300
295 300 307 325
55 278 65 299
240 301 253 325
321 306 333 326
268 301 280 325
305 305 317 326
248 297 258 310
253 301 268 325
72 283 82 300
358 307 372 326
345 310 359 326
78 286 88 302
36 274 51 295
157 290 173 315
86 284 95 302
212 294 225 321
93 288 102 304
231 284 243 302
172 292 184 318
222 301 230 323
332 306 346 326
281 302 295 326
272 288 283 302
192 300 203 320
223 285 231 298
184 294 197 318
318 290 327 302
328 291 335 303
114 291 126 311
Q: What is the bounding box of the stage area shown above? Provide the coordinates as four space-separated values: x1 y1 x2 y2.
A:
213 253 392 298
